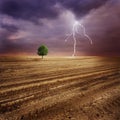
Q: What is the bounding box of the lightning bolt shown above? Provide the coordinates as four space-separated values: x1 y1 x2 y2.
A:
65 21 93 56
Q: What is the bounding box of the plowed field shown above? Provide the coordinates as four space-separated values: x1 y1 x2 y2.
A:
0 56 120 120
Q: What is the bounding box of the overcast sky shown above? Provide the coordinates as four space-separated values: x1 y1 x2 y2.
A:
0 0 120 56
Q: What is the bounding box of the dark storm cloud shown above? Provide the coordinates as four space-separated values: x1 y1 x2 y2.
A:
1 24 18 32
0 30 17 53
81 0 120 56
0 0 59 23
0 29 37 54
59 0 109 18
0 0 109 22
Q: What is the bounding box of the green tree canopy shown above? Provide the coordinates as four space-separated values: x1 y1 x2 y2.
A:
37 45 48 59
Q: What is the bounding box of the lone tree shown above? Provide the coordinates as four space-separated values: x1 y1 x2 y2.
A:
37 45 48 59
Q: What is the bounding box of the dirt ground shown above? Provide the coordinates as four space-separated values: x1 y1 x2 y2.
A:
0 56 120 120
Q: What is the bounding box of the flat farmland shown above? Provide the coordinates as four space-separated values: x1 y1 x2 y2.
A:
0 56 120 120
